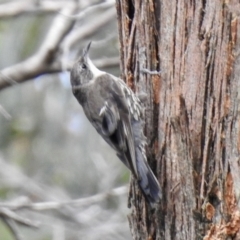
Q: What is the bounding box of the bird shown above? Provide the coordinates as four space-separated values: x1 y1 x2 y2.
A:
70 42 162 207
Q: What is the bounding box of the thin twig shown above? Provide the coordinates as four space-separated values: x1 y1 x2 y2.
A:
0 207 40 228
140 68 161 75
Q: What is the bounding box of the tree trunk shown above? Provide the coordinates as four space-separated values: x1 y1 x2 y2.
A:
116 0 240 239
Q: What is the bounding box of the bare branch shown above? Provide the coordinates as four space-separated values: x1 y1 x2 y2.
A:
0 2 117 91
0 186 127 211
0 0 73 18
0 3 77 90
58 0 115 20
0 207 40 228
0 0 115 19
51 57 119 72
0 158 82 224
0 55 119 91
63 7 116 50
60 7 116 71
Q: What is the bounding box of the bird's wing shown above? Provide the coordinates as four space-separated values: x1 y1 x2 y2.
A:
112 76 142 122
93 75 139 179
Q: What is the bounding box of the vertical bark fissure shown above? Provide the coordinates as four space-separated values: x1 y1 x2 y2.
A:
199 19 217 200
172 3 177 78
198 0 207 38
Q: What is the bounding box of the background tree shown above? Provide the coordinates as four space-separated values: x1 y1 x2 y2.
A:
116 0 240 239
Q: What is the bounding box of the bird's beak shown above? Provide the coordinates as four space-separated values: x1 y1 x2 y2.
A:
82 41 92 57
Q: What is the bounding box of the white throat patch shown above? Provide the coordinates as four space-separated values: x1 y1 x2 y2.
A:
87 58 105 78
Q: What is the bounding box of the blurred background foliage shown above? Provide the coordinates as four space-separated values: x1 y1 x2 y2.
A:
0 0 131 239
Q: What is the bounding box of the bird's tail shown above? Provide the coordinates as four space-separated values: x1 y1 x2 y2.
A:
136 147 162 207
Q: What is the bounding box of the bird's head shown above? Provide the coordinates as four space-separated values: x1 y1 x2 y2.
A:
70 42 94 92
71 42 105 94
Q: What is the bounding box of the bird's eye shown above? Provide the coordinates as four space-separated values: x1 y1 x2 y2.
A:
81 63 87 70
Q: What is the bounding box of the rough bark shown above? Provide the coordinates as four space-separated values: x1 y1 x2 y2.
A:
116 0 240 239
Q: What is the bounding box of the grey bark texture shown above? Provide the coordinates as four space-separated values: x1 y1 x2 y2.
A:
116 0 240 239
